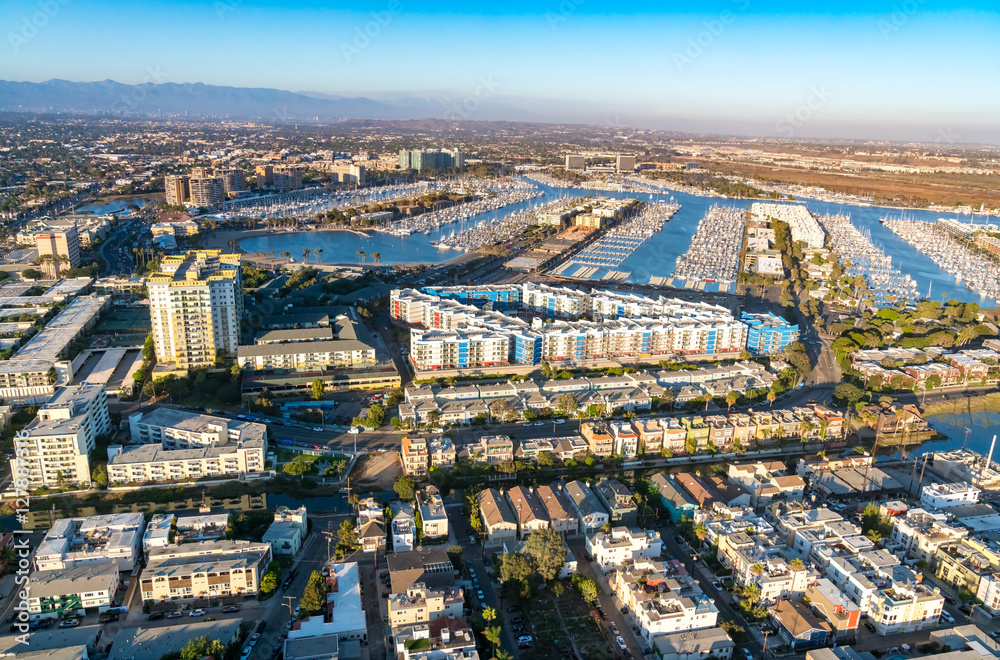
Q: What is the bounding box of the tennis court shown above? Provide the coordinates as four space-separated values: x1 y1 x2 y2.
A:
95 307 151 333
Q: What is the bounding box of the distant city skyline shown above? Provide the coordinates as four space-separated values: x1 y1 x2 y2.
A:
3 0 1000 142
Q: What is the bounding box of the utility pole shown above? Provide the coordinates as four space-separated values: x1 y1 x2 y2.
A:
322 521 336 567
283 595 296 620
762 630 772 659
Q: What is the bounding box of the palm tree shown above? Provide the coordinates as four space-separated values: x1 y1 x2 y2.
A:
280 251 291 261
303 248 311 263
767 391 777 407
372 251 381 265
790 558 805 572
228 239 237 253
750 562 765 577
485 626 501 658
742 582 762 604
726 392 739 410
315 248 323 263
357 250 366 265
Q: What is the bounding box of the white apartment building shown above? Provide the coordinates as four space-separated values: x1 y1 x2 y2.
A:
28 563 120 616
147 250 242 369
586 526 662 571
976 573 1000 615
750 203 825 249
110 408 267 484
392 502 417 553
886 508 968 562
12 383 111 488
921 482 981 510
418 487 449 540
34 512 144 572
614 560 719 643
609 421 639 459
868 580 944 635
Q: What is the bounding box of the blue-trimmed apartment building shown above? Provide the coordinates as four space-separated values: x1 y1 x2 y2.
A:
421 285 521 312
740 312 799 356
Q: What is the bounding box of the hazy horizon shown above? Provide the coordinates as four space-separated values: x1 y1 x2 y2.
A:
4 0 1000 143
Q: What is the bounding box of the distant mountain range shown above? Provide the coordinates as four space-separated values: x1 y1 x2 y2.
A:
0 79 539 122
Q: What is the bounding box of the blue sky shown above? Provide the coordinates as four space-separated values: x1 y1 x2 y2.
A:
4 0 1000 141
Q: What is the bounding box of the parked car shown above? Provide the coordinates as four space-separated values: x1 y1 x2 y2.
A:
507 606 520 613
189 609 206 617
616 637 627 650
742 649 753 660
249 633 261 646
610 623 619 635
518 636 533 644
222 605 241 613
60 618 81 628
554 419 566 425
167 611 183 619
147 612 165 621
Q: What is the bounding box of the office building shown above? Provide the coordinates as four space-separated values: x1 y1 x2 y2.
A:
148 250 242 369
12 383 111 489
616 154 637 172
35 225 81 278
565 154 585 170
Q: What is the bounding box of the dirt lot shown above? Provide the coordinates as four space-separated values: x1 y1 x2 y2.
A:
523 589 615 660
351 450 403 493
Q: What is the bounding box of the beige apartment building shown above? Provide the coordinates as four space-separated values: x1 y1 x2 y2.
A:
165 175 190 206
388 583 464 628
140 540 271 601
401 436 429 477
148 250 242 369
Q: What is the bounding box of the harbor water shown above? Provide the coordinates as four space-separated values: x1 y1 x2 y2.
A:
239 178 996 305
915 411 1000 457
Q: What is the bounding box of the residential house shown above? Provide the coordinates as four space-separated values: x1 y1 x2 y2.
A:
593 479 638 526
506 485 550 538
769 601 833 651
650 473 698 522
582 421 614 457
562 481 609 533
534 484 579 536
477 489 517 548
805 578 861 642
586 527 662 571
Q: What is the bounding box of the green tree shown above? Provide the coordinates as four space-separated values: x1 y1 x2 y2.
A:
571 574 600 604
282 455 314 475
536 451 555 467
523 527 567 582
311 378 325 400
91 463 109 489
142 333 156 360
301 570 328 614
394 475 416 500
338 519 358 548
180 636 225 660
20 268 42 280
367 403 386 429
498 552 535 584
260 571 279 594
